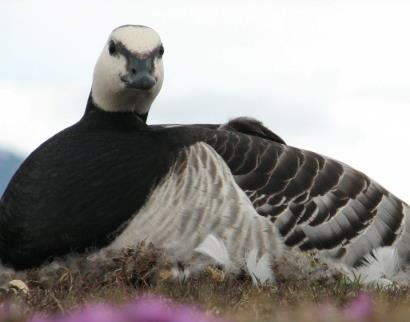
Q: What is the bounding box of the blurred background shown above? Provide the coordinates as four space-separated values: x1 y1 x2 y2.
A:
1 0 410 200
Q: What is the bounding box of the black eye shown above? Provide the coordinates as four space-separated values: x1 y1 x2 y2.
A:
108 41 117 55
158 45 164 57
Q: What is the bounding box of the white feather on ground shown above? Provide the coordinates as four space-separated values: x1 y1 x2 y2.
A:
349 247 401 286
246 249 275 285
171 267 191 281
194 234 233 270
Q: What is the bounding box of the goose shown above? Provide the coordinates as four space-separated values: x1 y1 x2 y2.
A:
1 25 409 285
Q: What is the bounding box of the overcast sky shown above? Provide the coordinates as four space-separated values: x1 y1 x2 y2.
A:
1 0 410 201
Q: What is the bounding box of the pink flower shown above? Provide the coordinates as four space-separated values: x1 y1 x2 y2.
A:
0 304 13 321
123 297 227 322
343 293 373 322
61 304 123 322
30 304 122 322
28 296 228 322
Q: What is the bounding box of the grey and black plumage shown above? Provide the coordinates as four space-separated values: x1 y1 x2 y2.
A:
150 120 410 275
0 25 409 284
202 126 410 267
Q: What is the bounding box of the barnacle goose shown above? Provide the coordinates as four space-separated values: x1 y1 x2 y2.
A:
1 25 409 285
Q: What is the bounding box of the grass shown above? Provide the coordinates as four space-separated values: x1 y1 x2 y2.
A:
2 245 410 322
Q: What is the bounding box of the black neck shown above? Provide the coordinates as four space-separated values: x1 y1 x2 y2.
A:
82 93 149 130
85 93 149 122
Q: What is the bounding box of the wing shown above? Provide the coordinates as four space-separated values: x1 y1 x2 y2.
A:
107 142 282 268
201 128 410 268
218 117 286 144
152 117 286 145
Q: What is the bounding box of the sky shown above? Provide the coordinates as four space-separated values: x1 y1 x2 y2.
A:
1 0 410 201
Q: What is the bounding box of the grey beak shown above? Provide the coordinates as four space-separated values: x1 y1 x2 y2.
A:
125 72 156 90
122 57 156 90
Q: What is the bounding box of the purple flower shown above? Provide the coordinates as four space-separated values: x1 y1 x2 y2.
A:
122 297 226 322
28 297 228 322
61 304 123 322
343 293 373 322
0 303 14 321
29 314 49 322
30 304 123 322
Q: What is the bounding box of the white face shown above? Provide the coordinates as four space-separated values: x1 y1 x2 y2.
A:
91 25 164 114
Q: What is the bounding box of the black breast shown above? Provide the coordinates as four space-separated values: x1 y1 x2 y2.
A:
0 109 175 269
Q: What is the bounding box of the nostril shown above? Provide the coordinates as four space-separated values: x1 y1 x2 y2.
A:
131 68 137 75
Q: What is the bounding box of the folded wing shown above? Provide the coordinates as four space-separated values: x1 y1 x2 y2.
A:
202 128 410 268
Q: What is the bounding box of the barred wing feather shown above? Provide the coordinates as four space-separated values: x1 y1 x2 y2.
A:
204 130 410 269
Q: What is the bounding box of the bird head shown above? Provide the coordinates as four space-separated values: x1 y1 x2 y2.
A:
91 25 164 116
